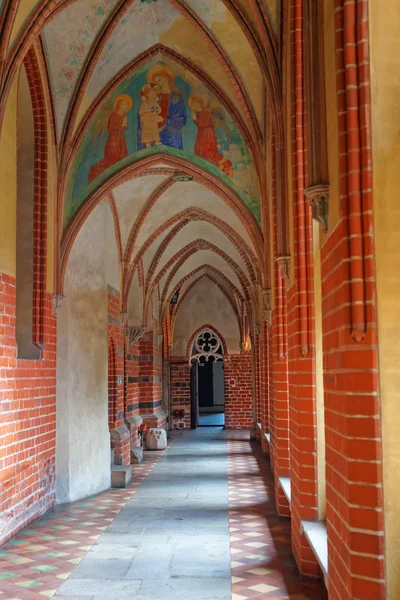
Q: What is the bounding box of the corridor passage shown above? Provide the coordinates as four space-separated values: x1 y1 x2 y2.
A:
0 430 326 600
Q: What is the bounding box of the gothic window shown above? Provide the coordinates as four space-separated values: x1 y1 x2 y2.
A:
190 329 223 364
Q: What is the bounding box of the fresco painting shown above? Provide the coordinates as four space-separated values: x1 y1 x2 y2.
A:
85 0 181 102
43 0 119 134
66 58 260 226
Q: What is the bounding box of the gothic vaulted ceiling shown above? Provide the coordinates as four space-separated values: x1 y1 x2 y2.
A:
2 0 280 343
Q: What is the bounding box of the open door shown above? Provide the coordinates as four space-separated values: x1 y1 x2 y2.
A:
190 362 199 429
212 360 225 411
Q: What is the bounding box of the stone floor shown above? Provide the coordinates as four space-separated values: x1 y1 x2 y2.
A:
0 428 327 599
198 412 225 427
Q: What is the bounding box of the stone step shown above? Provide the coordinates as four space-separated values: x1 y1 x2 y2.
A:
111 465 132 488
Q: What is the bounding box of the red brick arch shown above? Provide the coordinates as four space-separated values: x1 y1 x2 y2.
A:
141 209 258 296
141 238 253 331
141 238 252 323
22 46 48 349
60 155 263 293
126 207 260 281
123 176 177 266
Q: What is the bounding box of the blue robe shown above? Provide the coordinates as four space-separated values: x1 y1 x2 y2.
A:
137 90 186 151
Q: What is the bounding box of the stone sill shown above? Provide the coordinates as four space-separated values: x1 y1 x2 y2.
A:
301 519 328 583
278 476 291 504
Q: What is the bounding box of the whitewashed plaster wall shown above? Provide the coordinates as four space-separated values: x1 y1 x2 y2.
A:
172 278 240 357
56 200 118 503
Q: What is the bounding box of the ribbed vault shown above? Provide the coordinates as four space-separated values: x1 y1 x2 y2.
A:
0 0 282 348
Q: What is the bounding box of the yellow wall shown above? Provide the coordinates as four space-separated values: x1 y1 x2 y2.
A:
0 77 18 277
0 58 56 289
10 0 38 46
370 2 400 598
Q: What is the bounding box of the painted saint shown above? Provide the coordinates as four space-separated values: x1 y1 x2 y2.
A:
88 94 133 183
189 93 233 178
137 64 186 150
139 83 163 148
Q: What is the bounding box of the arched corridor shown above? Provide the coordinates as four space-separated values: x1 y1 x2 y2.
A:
0 428 327 599
0 0 399 598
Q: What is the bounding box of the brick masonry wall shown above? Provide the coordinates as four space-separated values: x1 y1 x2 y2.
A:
260 321 271 455
126 340 141 447
224 352 253 429
170 358 191 429
107 286 130 466
169 352 253 430
137 332 162 416
321 219 384 600
0 274 56 546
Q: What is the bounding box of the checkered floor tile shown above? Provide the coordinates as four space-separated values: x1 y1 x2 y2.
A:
0 445 169 599
227 433 327 599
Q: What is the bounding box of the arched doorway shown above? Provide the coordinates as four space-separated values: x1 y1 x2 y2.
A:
189 328 225 428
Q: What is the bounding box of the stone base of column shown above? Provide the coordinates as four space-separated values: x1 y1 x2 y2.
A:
110 424 131 466
141 409 168 430
125 414 143 447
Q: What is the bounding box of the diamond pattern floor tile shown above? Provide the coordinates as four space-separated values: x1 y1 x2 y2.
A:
227 432 327 600
0 445 169 599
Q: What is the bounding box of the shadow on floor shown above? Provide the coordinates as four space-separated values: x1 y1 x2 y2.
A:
227 430 328 599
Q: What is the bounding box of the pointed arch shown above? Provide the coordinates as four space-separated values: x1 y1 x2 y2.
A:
60 155 263 294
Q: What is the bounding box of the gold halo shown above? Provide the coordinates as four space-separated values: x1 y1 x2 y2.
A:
146 63 175 85
188 93 209 111
113 94 133 111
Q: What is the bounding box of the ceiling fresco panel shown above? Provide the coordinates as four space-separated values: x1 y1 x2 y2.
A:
65 54 260 227
85 0 181 101
84 0 243 121
43 0 120 135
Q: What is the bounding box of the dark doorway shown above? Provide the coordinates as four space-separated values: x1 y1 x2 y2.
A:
198 358 225 427
189 329 225 428
190 362 199 429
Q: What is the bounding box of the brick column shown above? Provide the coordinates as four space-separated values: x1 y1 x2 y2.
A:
137 331 166 429
125 339 142 448
260 320 271 455
170 357 191 429
320 2 385 598
108 286 130 466
224 352 253 429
